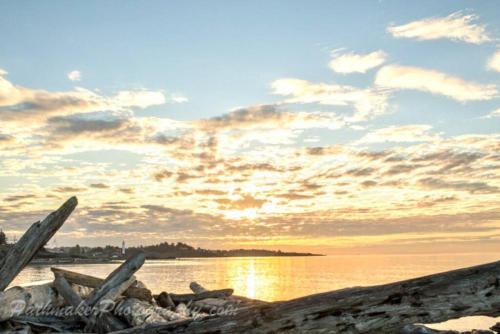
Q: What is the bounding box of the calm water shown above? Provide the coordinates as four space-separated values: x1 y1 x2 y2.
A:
10 253 500 331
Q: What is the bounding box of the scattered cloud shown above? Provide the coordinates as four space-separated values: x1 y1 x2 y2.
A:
90 183 109 189
196 105 344 131
329 50 387 74
488 50 500 72
54 186 87 193
0 70 166 125
170 94 189 103
375 65 497 102
418 177 498 194
271 79 389 121
387 11 491 44
482 108 500 119
356 124 440 144
67 70 82 82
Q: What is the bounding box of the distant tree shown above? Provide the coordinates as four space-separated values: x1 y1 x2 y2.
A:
0 230 6 245
69 244 81 256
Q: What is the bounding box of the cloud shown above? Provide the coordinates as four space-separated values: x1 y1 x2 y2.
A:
387 11 491 44
170 94 188 103
216 194 266 210
488 50 500 72
0 70 166 125
0 133 14 144
67 70 82 82
418 177 498 194
375 65 497 102
357 124 440 144
482 108 500 119
54 186 87 193
90 183 109 189
196 105 345 131
48 114 128 135
329 50 387 74
271 79 389 121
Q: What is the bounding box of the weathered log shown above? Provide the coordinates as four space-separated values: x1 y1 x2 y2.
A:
189 282 207 294
81 252 146 307
51 267 152 301
168 289 234 304
190 298 236 313
53 274 127 333
53 274 89 322
110 260 500 334
0 197 78 292
94 313 129 334
114 298 187 327
53 275 81 307
155 292 175 309
0 282 92 322
9 315 83 333
0 284 64 322
101 275 137 304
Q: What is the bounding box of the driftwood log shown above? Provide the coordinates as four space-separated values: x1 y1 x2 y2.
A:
115 298 188 327
0 197 78 292
53 273 127 334
51 267 152 301
0 283 92 322
53 255 146 334
110 260 500 334
168 289 234 304
85 252 146 307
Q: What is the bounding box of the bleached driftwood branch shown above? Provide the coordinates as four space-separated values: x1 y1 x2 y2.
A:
0 197 78 291
51 267 152 301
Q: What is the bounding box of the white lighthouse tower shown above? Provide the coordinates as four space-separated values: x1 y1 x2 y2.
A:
121 240 126 256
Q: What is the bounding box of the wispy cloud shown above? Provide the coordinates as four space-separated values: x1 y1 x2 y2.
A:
67 70 82 82
0 70 166 125
329 50 387 74
196 105 344 131
375 65 497 102
488 50 500 72
387 11 491 44
356 124 440 144
482 108 500 119
170 94 189 103
271 78 389 121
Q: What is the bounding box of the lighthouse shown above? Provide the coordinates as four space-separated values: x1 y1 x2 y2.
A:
121 240 126 256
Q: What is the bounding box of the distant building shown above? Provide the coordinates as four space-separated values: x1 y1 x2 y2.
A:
122 240 126 255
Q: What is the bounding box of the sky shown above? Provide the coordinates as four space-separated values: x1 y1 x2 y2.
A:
0 1 499 254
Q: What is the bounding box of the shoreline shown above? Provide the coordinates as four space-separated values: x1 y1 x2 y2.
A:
27 254 324 266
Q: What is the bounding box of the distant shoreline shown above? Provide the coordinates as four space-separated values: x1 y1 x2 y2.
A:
27 253 324 266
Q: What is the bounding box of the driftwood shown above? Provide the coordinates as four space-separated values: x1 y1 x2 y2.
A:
54 255 147 334
115 298 188 327
10 315 82 333
189 282 207 294
0 197 78 292
51 267 152 301
53 274 84 307
168 289 234 304
54 272 128 333
0 283 93 322
109 260 500 334
101 275 137 303
155 292 175 309
85 252 146 307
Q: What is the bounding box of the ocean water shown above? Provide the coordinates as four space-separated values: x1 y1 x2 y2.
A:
10 253 500 331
